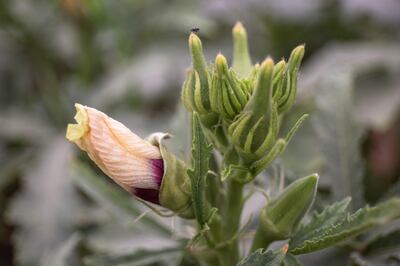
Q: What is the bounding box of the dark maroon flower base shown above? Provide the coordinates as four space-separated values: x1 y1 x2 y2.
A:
133 159 164 205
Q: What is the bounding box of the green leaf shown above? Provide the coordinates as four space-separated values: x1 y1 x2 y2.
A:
238 246 288 266
84 247 182 266
289 198 400 254
282 254 303 266
71 162 169 236
290 197 351 248
187 113 213 225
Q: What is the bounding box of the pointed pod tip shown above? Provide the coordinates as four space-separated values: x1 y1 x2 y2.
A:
233 21 246 35
215 53 228 73
260 58 274 76
234 21 243 27
215 53 227 64
233 21 245 33
310 172 319 179
291 44 305 58
295 44 305 51
261 57 274 67
308 173 319 185
274 59 286 74
188 32 202 48
299 173 319 187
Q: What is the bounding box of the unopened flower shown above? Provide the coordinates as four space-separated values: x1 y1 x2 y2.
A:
66 104 163 204
66 104 193 218
251 174 318 251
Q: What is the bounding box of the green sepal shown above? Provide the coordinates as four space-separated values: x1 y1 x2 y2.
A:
181 68 196 112
251 174 318 251
272 59 286 99
244 58 274 120
284 114 308 144
242 63 260 95
227 59 280 161
193 70 209 115
181 68 210 115
276 45 305 114
188 33 212 113
254 103 279 157
251 139 286 176
211 53 249 121
228 112 252 145
148 133 194 219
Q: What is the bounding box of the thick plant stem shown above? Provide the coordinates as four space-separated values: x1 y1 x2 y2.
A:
220 179 244 265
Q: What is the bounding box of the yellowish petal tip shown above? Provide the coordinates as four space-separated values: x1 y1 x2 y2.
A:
293 44 305 55
189 32 201 47
66 124 83 142
261 57 274 70
276 59 286 66
233 21 245 35
66 103 89 142
215 53 227 65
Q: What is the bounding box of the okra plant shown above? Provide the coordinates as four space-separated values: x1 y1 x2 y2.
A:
66 23 400 265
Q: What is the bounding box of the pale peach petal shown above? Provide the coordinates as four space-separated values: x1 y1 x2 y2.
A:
85 106 161 160
66 104 163 192
105 115 161 159
87 109 160 190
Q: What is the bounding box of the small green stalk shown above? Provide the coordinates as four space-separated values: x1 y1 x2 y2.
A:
221 179 244 265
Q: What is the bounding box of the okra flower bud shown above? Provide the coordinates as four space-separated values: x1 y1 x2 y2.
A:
251 174 318 250
274 45 305 114
228 58 279 162
66 104 193 218
210 53 249 121
232 21 252 78
181 33 213 116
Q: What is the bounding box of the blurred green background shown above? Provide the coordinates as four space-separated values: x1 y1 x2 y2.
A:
1 0 400 265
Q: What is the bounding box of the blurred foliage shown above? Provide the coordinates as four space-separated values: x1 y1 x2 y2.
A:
0 0 400 265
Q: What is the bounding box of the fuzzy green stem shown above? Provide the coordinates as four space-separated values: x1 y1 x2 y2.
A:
220 180 244 265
